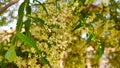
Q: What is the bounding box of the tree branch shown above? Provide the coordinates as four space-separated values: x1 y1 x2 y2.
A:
0 0 19 14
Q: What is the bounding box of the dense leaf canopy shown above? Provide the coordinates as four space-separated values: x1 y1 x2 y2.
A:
0 0 120 68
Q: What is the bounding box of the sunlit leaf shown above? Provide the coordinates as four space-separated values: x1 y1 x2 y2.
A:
98 43 104 58
86 33 96 45
16 33 50 65
5 46 16 62
16 32 39 52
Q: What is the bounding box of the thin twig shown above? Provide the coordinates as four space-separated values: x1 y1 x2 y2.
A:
0 0 19 14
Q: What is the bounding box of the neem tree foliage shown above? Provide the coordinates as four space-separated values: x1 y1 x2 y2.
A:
0 0 120 68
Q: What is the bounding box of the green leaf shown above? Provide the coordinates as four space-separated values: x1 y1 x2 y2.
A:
55 0 60 12
39 52 51 67
24 19 31 30
98 43 104 59
41 57 49 64
24 19 31 37
81 0 86 4
16 32 39 52
16 1 25 32
25 0 32 37
26 0 31 14
48 24 60 29
30 17 45 25
0 17 6 26
72 20 84 32
67 0 75 7
86 33 96 45
16 33 50 65
36 0 48 15
5 46 16 62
